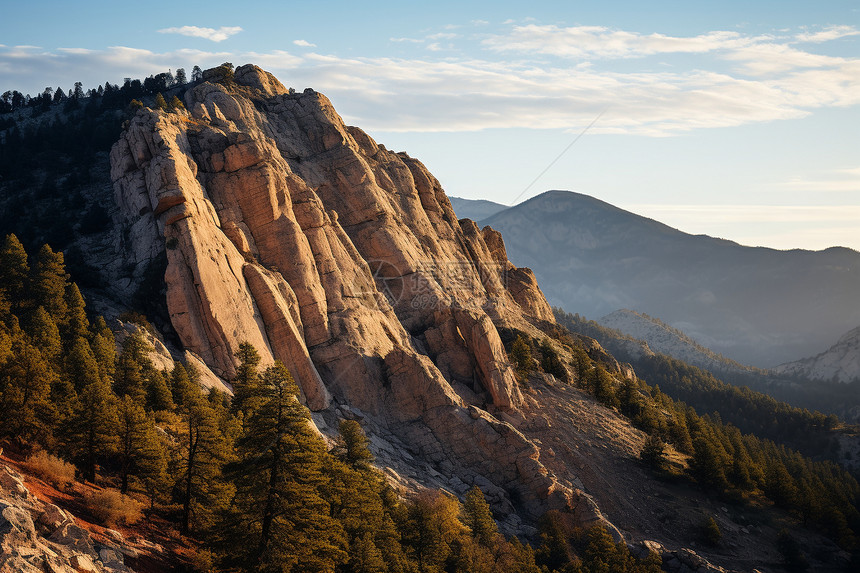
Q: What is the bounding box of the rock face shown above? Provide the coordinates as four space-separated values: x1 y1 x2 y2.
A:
776 325 860 383
110 65 571 521
0 464 133 573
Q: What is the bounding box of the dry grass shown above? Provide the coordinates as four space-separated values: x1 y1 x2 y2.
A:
26 450 76 489
88 488 144 527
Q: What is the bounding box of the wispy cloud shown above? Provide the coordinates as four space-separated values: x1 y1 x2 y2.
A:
293 40 316 48
795 25 860 43
2 22 858 137
158 26 243 42
482 25 752 59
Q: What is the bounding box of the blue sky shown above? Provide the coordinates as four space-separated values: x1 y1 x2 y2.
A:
2 0 858 250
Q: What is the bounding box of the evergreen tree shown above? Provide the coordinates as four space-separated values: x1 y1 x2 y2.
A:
701 516 722 546
690 433 730 492
463 487 497 548
114 330 149 401
63 283 89 340
348 532 388 573
26 306 62 364
175 68 187 85
220 361 347 572
535 510 572 571
402 490 465 573
0 234 30 313
31 244 69 322
509 335 534 382
144 366 174 412
640 434 667 471
154 93 168 111
231 341 262 419
335 418 374 472
116 394 165 494
589 366 619 409
0 331 58 443
170 361 194 406
64 335 100 392
175 386 232 534
763 460 800 508
168 95 185 112
618 377 642 418
64 379 118 482
90 316 116 383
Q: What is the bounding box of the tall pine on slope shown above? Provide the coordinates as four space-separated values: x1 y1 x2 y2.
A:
174 377 232 534
220 361 347 572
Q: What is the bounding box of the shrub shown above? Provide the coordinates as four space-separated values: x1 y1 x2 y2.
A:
640 434 667 471
88 488 143 527
700 516 722 546
26 450 76 489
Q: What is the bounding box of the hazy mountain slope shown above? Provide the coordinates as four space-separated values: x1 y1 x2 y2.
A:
776 326 860 383
449 196 508 221
598 309 761 379
482 190 860 367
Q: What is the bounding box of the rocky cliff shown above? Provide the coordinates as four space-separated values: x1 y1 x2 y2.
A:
108 65 583 530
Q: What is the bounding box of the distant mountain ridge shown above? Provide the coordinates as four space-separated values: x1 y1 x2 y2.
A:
448 196 508 221
776 326 860 383
468 190 860 368
597 309 762 379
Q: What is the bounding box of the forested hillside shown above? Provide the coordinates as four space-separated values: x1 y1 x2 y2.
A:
0 233 668 572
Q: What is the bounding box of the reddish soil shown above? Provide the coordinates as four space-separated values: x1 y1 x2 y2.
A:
0 443 198 573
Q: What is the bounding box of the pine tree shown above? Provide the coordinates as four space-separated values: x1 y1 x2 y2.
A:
402 490 466 573
618 377 642 418
64 379 118 482
220 361 347 572
31 244 69 322
175 384 232 534
535 510 573 571
114 330 149 401
90 316 116 383
509 335 534 382
63 283 89 340
116 395 165 494
590 366 619 409
231 342 262 419
763 460 800 508
64 335 100 392
168 95 185 112
463 487 497 548
0 234 31 313
170 361 193 406
690 433 730 492
154 93 168 111
144 366 174 412
348 532 388 573
0 331 58 443
335 419 374 472
640 434 667 471
701 516 722 546
27 306 62 365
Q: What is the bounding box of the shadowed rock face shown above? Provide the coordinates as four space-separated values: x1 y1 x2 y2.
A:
109 64 578 524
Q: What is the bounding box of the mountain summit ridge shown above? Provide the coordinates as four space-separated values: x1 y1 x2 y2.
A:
471 190 860 367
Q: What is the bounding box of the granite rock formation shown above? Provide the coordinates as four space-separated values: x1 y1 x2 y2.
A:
109 65 583 528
